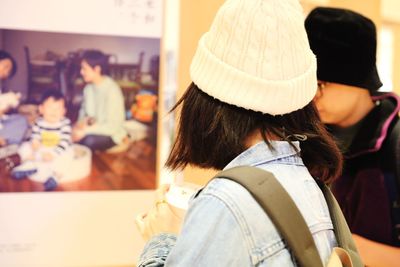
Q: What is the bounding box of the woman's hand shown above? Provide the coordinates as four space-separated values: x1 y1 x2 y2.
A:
136 185 184 241
71 129 83 142
72 125 86 142
74 118 88 130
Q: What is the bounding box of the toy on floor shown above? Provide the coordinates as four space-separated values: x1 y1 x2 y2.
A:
129 90 157 123
0 91 20 112
0 92 21 130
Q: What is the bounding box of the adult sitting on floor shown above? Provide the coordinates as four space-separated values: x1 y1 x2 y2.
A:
0 50 28 146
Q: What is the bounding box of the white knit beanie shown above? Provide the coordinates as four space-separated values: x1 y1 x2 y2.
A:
190 0 317 115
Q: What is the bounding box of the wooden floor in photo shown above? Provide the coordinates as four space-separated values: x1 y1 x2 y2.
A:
0 140 156 193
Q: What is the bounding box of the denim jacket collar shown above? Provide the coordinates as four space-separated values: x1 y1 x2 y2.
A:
224 141 304 170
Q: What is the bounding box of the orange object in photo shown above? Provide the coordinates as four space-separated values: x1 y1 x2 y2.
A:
131 93 157 123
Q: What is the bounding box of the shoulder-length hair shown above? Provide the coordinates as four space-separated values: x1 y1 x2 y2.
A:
166 83 342 183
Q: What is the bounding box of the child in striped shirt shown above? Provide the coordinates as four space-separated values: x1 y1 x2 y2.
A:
11 90 72 191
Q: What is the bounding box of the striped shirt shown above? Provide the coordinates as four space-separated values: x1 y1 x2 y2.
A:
31 117 72 154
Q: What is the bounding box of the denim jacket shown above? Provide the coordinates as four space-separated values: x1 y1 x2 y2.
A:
138 141 337 266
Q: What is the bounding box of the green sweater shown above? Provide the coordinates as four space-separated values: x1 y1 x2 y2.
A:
78 76 126 144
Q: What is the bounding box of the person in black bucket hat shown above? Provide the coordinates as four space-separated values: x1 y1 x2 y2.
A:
306 7 400 266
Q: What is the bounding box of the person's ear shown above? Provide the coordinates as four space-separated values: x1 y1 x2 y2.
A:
94 65 102 75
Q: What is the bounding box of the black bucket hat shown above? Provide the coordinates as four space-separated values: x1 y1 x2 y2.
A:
305 7 382 92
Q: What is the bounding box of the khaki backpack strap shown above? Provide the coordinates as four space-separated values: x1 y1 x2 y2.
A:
214 166 324 267
318 183 364 267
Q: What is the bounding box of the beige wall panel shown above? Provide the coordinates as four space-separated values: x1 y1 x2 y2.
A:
393 25 400 94
329 0 381 27
177 0 225 185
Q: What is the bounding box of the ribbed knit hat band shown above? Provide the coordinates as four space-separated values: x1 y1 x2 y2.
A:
190 0 317 115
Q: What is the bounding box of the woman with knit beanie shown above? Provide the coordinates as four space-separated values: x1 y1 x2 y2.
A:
136 0 345 266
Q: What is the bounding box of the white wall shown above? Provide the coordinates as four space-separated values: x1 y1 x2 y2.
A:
0 0 163 38
0 191 154 267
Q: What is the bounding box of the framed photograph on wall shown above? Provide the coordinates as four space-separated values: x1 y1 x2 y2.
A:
0 0 166 266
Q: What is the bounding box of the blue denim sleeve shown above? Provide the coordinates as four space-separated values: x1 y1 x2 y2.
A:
138 233 177 267
137 192 251 266
168 193 251 266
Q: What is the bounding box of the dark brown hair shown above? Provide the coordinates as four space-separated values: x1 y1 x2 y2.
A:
0 50 17 78
166 83 342 183
81 50 109 75
40 90 65 105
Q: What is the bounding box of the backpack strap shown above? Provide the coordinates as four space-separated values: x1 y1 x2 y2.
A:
214 166 324 267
